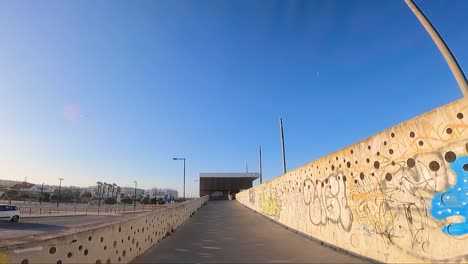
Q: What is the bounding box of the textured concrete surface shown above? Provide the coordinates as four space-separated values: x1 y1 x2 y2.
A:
0 197 208 264
0 215 117 239
131 201 365 263
237 98 468 263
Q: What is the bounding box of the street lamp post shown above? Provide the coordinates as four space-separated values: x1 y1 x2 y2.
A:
404 0 467 96
258 145 263 184
279 117 287 174
173 158 186 199
133 181 137 211
39 183 44 205
57 178 64 208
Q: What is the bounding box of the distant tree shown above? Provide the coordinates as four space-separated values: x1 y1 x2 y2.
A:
115 186 121 199
150 198 158 205
42 193 50 202
104 197 117 204
140 196 150 205
5 189 19 201
50 194 58 201
80 191 93 202
121 196 133 204
20 193 31 200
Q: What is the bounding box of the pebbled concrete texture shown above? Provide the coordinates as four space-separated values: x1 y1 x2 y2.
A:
0 197 208 264
237 98 468 263
131 200 365 263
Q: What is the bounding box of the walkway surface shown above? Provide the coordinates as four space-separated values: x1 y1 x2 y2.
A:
131 200 367 263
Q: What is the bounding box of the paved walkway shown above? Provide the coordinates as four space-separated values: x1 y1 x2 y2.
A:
131 201 367 263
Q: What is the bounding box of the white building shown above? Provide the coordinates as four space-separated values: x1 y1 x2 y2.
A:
145 188 178 199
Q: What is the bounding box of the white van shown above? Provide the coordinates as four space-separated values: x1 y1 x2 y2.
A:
0 204 20 222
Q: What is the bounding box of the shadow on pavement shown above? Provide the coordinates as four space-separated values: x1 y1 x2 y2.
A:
0 221 65 232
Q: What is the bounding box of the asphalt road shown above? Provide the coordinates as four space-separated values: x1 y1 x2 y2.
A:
0 215 116 240
131 201 367 263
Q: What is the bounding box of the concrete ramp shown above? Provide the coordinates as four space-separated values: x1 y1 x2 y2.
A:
132 201 364 263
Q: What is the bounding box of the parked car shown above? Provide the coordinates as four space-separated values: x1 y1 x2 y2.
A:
0 204 20 222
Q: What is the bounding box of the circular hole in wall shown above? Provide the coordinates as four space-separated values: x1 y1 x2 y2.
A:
374 161 380 169
429 161 440 171
445 151 456 163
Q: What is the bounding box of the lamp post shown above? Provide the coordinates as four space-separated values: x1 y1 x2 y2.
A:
39 183 44 205
133 181 137 211
279 117 287 174
56 178 64 208
173 157 186 199
404 0 467 96
258 145 263 184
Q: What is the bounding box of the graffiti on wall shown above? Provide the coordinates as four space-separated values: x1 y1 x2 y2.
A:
431 155 468 237
259 188 281 218
303 173 353 231
237 99 468 262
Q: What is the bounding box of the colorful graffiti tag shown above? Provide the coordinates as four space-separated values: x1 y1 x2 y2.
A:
431 155 468 237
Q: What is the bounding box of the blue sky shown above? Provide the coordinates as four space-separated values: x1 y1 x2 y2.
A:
0 0 467 197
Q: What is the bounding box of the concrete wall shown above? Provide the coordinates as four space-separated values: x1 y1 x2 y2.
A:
0 196 208 264
237 98 468 263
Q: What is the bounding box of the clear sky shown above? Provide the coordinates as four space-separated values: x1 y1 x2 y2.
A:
0 0 467 197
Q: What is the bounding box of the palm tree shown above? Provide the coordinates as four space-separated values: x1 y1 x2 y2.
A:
107 184 111 198
96 181 102 206
102 182 107 198
112 183 117 198
115 186 121 200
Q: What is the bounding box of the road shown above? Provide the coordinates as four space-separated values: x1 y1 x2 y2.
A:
131 201 367 263
0 215 116 240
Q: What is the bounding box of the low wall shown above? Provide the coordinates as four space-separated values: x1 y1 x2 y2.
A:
0 196 208 264
237 98 468 263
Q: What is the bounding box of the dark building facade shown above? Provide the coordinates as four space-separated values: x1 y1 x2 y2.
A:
199 173 259 198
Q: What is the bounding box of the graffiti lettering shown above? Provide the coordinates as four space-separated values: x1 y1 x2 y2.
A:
303 173 353 231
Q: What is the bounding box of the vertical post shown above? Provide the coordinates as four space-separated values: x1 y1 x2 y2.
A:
39 183 44 205
133 181 137 212
183 159 186 200
259 145 263 184
279 117 287 174
57 178 64 208
404 0 468 96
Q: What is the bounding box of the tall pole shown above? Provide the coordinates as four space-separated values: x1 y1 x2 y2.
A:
183 158 186 200
133 181 137 211
40 183 44 205
259 145 263 184
173 157 186 200
56 178 64 208
404 0 468 97
279 117 287 174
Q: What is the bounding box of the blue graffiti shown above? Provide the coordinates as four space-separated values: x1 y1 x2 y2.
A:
431 155 468 236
